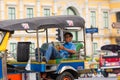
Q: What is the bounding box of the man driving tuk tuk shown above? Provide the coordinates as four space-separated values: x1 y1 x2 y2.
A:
38 32 76 62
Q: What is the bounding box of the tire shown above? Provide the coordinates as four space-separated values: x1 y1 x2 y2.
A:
101 71 109 77
17 42 31 62
56 72 74 80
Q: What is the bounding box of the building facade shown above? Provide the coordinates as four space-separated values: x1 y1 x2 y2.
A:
0 0 120 56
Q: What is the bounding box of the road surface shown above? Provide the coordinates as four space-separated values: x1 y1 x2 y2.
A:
77 74 118 80
78 77 117 80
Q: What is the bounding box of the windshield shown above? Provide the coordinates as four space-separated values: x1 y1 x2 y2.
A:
0 31 6 44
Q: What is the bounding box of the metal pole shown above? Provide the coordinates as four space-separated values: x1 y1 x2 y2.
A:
36 30 41 80
83 27 86 60
46 29 48 43
2 51 8 80
91 33 94 61
90 25 94 61
36 30 40 62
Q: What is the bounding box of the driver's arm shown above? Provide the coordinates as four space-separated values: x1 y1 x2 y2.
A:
60 45 76 54
64 48 76 54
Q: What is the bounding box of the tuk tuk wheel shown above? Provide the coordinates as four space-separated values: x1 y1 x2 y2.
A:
56 72 74 80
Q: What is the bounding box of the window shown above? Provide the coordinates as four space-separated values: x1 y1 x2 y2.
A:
116 12 120 22
90 11 96 27
44 8 50 16
27 8 33 18
8 7 16 19
103 12 109 28
93 43 98 54
67 7 76 15
71 32 78 41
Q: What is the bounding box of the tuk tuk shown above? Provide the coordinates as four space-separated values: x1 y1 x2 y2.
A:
0 15 86 80
99 44 120 77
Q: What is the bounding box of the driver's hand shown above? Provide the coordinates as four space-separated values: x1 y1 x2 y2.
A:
59 46 65 50
55 45 61 51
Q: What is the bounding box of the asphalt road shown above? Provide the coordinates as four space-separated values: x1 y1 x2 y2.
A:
76 74 118 80
78 77 117 80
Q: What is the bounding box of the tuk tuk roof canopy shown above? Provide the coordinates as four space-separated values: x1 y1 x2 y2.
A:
101 44 120 52
0 15 85 32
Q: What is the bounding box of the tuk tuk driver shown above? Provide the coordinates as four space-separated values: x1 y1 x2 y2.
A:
41 32 76 62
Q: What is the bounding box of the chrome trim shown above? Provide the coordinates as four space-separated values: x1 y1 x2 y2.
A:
58 66 77 74
101 66 120 69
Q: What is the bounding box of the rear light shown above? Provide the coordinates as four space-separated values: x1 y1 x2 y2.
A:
105 58 119 62
111 63 116 66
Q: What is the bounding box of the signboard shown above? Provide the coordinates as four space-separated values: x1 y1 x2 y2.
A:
112 22 120 28
86 28 98 33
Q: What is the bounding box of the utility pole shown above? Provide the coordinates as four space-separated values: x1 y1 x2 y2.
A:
91 26 94 61
85 25 98 60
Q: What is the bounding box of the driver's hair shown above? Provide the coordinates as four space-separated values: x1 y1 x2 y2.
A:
64 32 73 37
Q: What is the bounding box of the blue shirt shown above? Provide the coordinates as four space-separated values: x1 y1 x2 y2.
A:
59 42 76 58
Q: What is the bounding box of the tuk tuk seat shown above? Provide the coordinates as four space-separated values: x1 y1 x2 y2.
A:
48 42 84 64
71 42 84 59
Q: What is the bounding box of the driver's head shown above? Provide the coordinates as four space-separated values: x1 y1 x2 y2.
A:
64 32 73 42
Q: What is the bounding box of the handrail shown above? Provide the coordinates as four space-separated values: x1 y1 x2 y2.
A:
25 29 46 33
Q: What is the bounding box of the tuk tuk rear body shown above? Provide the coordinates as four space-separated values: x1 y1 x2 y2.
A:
100 44 120 77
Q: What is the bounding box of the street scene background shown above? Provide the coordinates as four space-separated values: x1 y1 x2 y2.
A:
0 0 120 80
